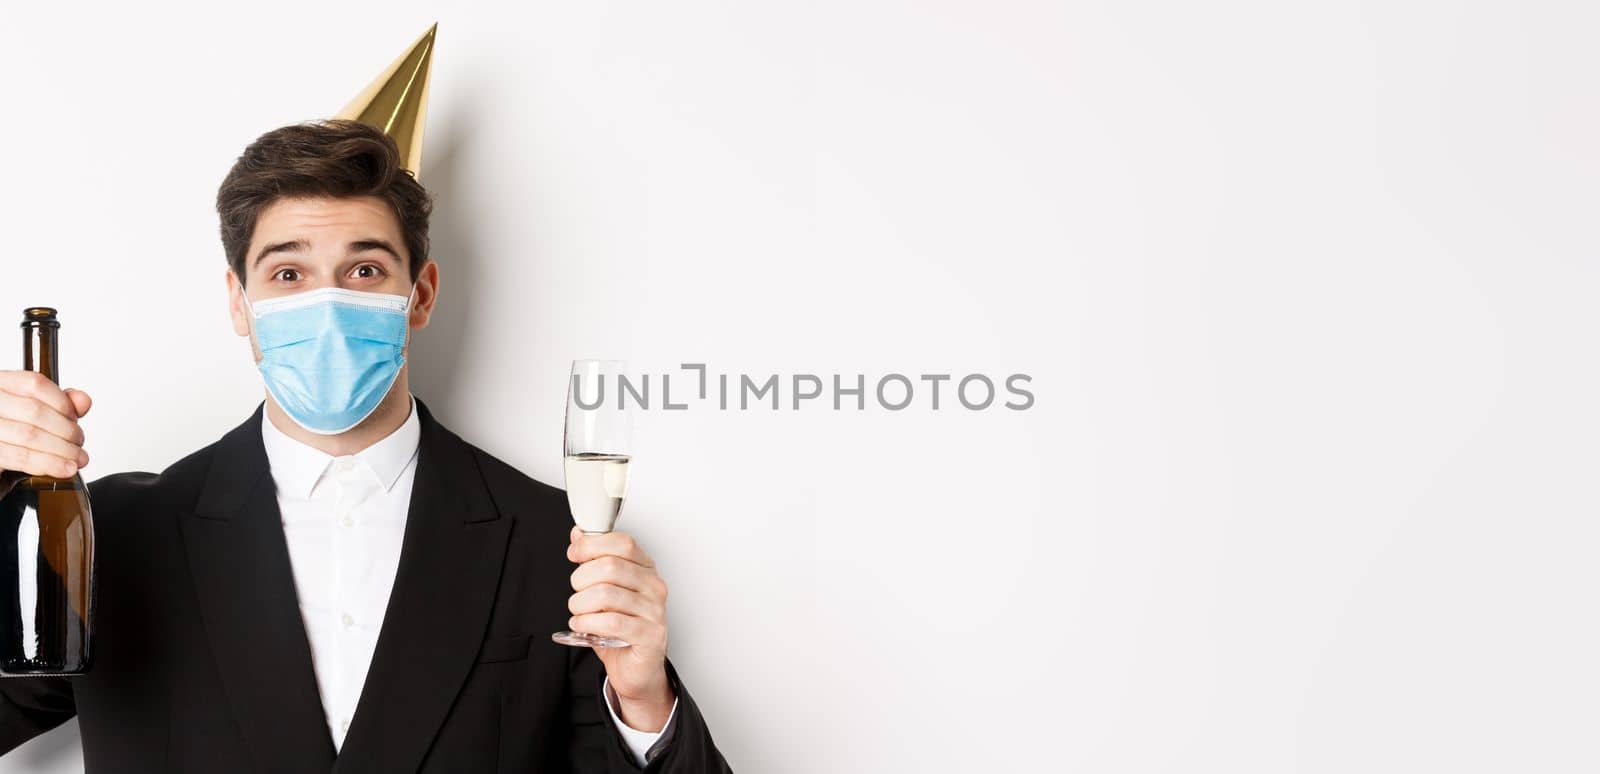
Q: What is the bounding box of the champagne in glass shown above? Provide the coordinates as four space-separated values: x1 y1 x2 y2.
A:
552 359 632 648
563 453 629 534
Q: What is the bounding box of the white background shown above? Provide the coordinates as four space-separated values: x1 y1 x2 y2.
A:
2 1 1596 772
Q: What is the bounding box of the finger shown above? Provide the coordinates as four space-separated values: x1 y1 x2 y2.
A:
568 582 662 622
568 530 655 568
64 389 92 419
0 417 84 471
571 555 667 598
0 390 84 447
567 612 662 649
0 371 77 420
0 441 77 479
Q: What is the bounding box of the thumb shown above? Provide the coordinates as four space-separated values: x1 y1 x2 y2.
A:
64 388 92 419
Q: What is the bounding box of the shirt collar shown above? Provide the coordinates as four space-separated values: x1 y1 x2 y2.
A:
260 394 421 499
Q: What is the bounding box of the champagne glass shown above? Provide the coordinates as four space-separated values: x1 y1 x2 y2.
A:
552 359 633 648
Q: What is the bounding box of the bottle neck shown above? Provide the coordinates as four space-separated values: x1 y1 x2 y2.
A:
21 320 60 384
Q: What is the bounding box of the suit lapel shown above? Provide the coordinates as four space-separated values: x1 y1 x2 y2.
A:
331 397 513 774
178 401 338 773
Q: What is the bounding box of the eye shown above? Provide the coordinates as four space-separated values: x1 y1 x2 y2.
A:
352 263 385 280
273 268 302 282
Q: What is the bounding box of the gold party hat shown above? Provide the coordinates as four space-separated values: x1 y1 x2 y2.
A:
336 23 437 177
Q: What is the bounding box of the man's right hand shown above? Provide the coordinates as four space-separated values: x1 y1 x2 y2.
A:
0 371 91 479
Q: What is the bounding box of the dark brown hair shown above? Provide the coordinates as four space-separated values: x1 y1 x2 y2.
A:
215 118 433 286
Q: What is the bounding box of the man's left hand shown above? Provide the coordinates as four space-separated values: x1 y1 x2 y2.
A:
567 526 676 732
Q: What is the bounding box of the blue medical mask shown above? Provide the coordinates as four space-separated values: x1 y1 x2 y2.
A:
244 285 415 435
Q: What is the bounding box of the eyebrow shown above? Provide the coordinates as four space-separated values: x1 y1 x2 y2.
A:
252 238 404 269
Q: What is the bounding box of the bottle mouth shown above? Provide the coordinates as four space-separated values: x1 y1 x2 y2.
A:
21 307 59 328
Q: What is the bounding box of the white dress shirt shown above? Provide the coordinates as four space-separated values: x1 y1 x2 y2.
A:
261 394 673 765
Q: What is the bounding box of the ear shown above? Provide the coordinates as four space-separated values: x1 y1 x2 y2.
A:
408 259 440 332
227 268 251 337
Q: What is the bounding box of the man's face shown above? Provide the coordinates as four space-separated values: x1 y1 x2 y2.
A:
227 195 438 362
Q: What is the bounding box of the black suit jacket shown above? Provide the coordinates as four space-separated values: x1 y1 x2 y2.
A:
0 398 732 773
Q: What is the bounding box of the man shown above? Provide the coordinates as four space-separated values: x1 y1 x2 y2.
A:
0 119 732 772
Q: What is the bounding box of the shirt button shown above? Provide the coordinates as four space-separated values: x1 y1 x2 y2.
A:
341 516 355 528
340 717 351 733
341 612 355 629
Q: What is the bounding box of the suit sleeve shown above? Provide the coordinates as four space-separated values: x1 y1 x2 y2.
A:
566 646 733 773
0 676 76 756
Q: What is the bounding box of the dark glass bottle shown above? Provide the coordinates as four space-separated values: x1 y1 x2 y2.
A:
0 307 95 675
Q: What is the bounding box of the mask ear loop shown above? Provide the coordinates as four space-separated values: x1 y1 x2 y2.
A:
240 286 264 361
400 281 420 350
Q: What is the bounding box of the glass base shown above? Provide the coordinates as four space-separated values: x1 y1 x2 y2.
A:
551 630 630 648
